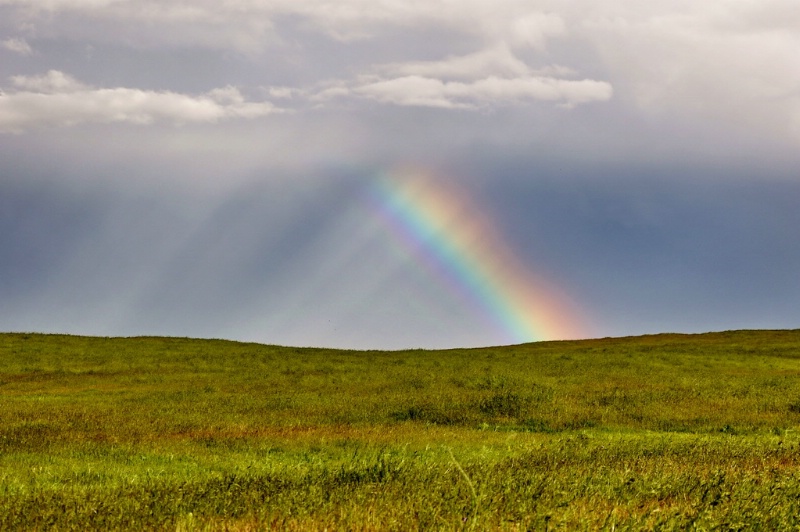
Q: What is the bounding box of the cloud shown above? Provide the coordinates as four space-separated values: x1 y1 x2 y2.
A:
2 1 798 146
507 12 566 49
0 71 277 132
379 45 533 80
1 2 604 119
355 43 611 110
354 76 469 109
11 70 86 92
352 75 612 109
0 0 567 52
577 1 800 141
2 37 33 55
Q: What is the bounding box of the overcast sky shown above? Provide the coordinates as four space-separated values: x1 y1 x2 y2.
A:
2 0 799 349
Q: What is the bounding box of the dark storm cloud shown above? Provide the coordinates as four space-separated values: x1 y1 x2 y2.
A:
0 172 362 338
3 160 799 348
475 163 800 336
0 179 104 301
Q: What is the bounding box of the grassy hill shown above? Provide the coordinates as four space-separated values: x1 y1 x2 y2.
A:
2 330 800 529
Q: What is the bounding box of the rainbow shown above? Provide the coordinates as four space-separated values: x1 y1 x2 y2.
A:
367 170 586 344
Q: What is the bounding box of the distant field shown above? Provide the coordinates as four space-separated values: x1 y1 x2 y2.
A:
2 330 800 530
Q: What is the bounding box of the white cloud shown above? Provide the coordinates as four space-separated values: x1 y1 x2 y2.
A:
12 70 87 92
353 74 612 109
508 12 566 49
577 0 800 140
310 37 611 111
0 71 277 133
309 84 350 103
380 45 532 80
207 85 245 105
267 86 300 99
2 37 33 55
355 76 469 109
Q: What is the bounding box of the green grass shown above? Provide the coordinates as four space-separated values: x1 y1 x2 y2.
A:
2 330 800 529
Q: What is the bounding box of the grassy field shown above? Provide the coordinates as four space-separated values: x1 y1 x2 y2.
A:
2 330 800 530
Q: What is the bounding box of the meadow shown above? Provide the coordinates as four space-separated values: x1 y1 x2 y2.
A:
1 330 800 530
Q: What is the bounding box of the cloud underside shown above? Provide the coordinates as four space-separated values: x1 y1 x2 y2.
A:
0 71 276 133
352 75 612 109
0 68 612 132
1 37 32 55
0 1 567 50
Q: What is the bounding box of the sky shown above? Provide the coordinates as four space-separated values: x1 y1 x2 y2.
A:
1 0 800 349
